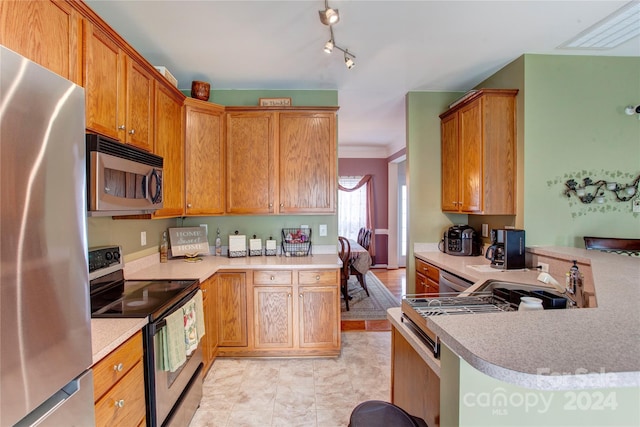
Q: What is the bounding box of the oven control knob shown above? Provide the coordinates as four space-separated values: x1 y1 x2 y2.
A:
113 251 121 260
105 252 113 261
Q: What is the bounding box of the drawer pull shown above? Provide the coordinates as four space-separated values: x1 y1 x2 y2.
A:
118 124 126 130
270 276 275 281
315 275 320 281
113 363 124 372
114 399 125 408
128 129 135 135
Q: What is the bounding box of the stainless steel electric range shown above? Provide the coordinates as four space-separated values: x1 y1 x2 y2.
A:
89 246 203 427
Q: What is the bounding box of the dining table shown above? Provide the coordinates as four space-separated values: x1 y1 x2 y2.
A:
348 238 372 276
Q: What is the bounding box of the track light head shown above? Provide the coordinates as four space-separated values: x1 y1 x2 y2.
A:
319 7 339 25
324 39 334 53
344 51 355 69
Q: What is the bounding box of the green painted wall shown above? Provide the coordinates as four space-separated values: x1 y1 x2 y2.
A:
405 91 466 292
440 345 640 426
87 89 339 261
521 55 640 246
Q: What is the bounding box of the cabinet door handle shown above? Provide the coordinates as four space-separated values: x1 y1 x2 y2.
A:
279 203 284 208
187 203 192 208
269 203 273 208
118 124 126 130
299 294 303 298
113 363 124 372
201 288 207 293
128 129 135 135
114 399 125 408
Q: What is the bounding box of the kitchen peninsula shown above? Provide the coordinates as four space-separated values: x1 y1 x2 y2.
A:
390 246 640 427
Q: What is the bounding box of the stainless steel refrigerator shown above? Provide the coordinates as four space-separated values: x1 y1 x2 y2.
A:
1 46 94 426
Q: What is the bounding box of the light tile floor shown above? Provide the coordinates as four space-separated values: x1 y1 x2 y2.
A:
189 331 391 427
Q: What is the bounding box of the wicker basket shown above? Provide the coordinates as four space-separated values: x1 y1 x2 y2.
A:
281 228 311 257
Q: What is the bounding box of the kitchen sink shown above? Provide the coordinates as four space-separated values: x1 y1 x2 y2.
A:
473 279 571 309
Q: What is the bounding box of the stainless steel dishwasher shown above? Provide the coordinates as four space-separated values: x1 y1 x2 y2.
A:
439 270 473 294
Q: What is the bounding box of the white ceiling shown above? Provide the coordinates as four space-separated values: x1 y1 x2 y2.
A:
85 0 639 158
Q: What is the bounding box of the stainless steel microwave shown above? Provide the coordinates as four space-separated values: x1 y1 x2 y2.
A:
86 134 163 216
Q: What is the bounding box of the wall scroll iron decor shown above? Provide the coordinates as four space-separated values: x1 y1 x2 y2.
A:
564 173 640 204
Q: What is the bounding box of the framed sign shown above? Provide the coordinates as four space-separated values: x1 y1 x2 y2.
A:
168 227 209 257
258 97 292 107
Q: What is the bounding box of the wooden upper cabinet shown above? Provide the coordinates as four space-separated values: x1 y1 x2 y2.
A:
225 111 276 214
153 84 185 218
184 98 225 215
0 0 82 84
440 89 517 215
279 112 336 214
83 20 124 140
84 20 154 150
124 57 154 151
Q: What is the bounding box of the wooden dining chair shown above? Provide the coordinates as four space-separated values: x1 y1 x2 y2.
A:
338 236 352 311
583 236 640 256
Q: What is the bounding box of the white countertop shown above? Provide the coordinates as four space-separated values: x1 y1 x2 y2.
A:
91 317 148 364
413 247 640 390
91 254 341 364
126 253 341 283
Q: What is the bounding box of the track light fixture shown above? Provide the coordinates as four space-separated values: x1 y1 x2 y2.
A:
319 0 339 25
318 2 357 70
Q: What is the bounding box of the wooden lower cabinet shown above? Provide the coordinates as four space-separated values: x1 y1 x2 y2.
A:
216 271 248 347
391 327 440 427
200 276 219 377
415 257 439 295
93 331 145 427
217 268 340 357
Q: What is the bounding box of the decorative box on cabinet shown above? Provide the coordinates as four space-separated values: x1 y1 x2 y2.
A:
184 98 226 216
0 0 82 84
224 106 338 215
440 89 517 214
93 331 145 427
415 258 439 295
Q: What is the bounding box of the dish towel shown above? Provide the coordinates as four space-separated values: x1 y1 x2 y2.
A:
162 306 187 372
159 290 207 372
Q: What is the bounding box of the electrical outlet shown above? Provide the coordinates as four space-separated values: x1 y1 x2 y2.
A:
200 224 208 237
319 224 328 237
633 199 640 213
481 223 489 237
140 231 147 246
538 262 549 273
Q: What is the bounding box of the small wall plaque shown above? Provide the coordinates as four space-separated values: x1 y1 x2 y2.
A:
258 97 292 107
169 227 209 257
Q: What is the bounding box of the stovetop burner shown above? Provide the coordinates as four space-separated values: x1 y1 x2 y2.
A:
91 278 199 320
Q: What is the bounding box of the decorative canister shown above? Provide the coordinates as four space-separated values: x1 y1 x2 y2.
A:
519 297 544 311
191 80 210 101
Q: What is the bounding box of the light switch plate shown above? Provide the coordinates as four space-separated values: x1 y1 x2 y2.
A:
481 223 489 237
319 224 328 237
140 231 147 246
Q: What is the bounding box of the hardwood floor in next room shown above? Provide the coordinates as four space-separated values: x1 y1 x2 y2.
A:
341 268 406 332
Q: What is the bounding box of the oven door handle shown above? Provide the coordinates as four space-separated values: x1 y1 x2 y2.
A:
148 287 199 335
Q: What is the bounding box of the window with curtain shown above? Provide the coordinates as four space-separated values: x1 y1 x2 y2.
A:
338 176 367 239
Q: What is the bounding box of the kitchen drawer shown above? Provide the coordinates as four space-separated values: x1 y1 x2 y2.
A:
94 360 146 427
93 331 143 402
298 270 338 285
254 270 292 285
415 258 439 282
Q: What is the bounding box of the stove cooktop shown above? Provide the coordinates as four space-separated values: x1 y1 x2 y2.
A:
91 278 199 320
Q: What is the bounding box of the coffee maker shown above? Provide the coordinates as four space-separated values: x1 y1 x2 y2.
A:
485 229 526 269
